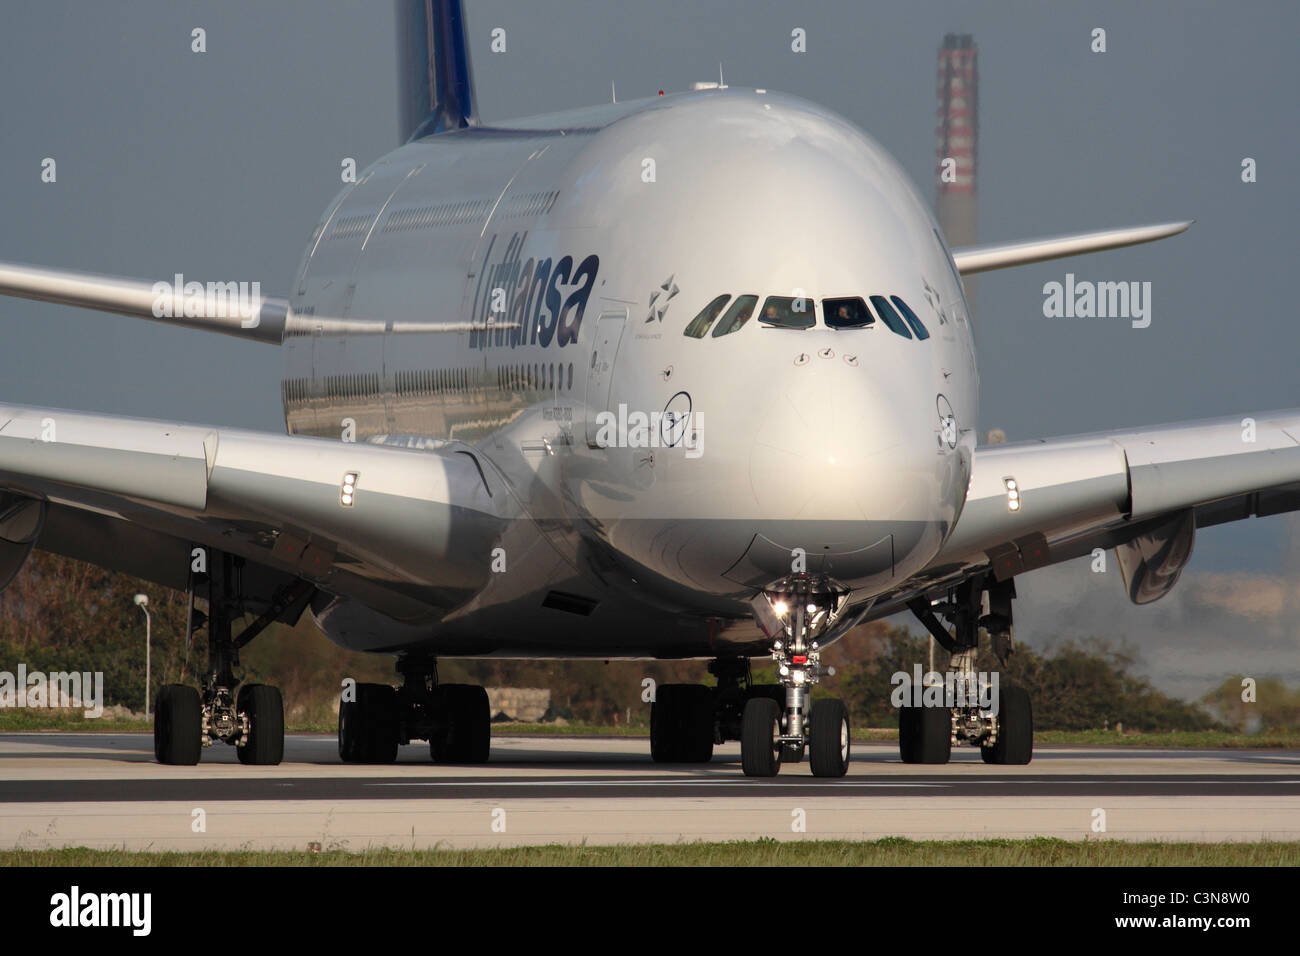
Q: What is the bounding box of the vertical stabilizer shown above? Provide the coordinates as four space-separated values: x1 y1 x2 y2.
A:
397 0 478 142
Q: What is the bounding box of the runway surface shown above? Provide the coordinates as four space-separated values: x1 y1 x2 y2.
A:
3 733 1298 849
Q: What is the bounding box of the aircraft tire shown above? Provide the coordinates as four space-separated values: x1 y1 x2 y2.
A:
236 683 284 765
430 684 490 764
809 698 850 777
981 685 1033 765
155 684 202 766
741 697 782 777
339 682 399 763
652 684 714 763
899 700 952 764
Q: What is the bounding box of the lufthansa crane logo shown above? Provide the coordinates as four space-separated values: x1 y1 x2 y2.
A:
645 274 679 323
936 393 957 449
661 390 692 446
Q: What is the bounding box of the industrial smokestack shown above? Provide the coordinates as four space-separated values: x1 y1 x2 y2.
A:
936 33 978 309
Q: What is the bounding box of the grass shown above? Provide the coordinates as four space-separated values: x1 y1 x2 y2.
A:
5 710 1296 749
3 838 1298 867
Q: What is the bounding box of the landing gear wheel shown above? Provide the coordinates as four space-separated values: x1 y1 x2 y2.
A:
981 684 1033 765
650 684 715 763
338 682 399 763
236 684 284 765
154 684 202 766
809 698 850 777
899 702 952 764
741 697 782 777
430 684 490 764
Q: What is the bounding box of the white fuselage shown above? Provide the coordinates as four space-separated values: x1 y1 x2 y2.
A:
284 89 978 658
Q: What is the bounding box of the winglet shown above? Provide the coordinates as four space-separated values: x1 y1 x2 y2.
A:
950 220 1193 275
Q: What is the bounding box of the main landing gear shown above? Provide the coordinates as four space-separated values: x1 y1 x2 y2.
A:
337 656 491 764
155 551 312 766
647 576 853 778
904 575 1033 765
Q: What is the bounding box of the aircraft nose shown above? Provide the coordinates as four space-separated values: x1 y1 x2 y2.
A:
749 358 929 521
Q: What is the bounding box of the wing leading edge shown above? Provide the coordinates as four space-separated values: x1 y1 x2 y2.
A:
950 221 1193 275
892 409 1300 614
0 404 516 619
0 261 289 344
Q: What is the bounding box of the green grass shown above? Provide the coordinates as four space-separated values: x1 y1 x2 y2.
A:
4 838 1298 867
0 710 154 733
1033 729 1300 748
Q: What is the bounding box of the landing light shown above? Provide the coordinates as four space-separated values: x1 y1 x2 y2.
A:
773 601 788 615
1004 476 1020 512
341 472 359 507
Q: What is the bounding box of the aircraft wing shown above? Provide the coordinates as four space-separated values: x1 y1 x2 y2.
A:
950 221 1192 275
908 408 1300 607
0 261 289 344
0 404 513 621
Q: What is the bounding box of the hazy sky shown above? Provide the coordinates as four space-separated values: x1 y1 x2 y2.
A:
1 1 1297 694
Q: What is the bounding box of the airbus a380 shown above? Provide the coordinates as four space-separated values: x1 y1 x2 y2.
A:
1 1 1296 777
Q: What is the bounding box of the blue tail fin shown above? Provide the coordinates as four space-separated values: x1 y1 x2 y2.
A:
397 0 477 142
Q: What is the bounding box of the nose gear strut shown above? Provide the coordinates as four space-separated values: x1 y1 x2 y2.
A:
741 575 852 777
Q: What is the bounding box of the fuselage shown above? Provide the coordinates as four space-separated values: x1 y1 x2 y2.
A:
283 89 978 658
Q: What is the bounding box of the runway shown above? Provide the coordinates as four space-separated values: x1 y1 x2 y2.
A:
2 733 1298 849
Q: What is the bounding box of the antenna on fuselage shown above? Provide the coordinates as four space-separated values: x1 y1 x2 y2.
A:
611 81 616 104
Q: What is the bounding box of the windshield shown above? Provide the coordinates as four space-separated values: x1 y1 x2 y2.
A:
823 297 875 329
756 295 816 329
711 294 759 337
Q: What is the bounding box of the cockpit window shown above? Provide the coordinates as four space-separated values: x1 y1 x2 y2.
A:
823 297 875 329
683 294 731 338
711 294 759 337
891 295 930 340
869 295 913 339
756 295 816 329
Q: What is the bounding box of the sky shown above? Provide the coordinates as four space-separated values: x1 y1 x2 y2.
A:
1 1 1297 696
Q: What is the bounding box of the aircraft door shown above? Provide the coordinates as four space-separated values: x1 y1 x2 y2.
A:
584 309 627 447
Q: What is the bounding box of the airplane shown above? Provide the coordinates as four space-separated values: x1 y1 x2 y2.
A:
1 0 1297 777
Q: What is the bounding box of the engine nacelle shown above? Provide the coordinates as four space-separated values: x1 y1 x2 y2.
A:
0 493 46 592
1114 508 1195 605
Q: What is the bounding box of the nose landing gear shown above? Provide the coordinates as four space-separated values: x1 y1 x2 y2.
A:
741 578 851 778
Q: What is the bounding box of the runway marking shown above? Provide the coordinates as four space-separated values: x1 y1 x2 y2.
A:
365 780 951 789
